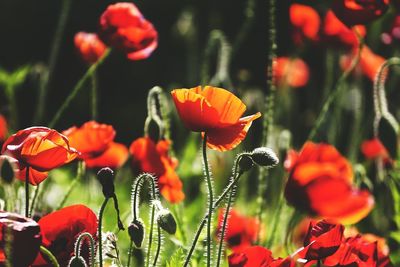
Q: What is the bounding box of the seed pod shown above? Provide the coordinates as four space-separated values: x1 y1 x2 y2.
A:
157 209 177 235
238 154 254 173
97 167 115 198
128 219 145 248
251 147 279 167
0 156 17 184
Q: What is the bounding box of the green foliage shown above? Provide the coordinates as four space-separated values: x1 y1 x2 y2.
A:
166 248 185 267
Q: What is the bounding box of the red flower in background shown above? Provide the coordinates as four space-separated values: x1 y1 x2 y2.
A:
130 137 184 203
289 4 320 44
217 208 259 252
332 0 390 27
0 211 42 267
284 142 374 224
99 2 158 60
1 127 78 185
171 86 261 151
74 32 107 64
32 205 97 267
274 57 309 88
228 246 295 267
361 138 391 162
0 114 7 143
85 141 128 169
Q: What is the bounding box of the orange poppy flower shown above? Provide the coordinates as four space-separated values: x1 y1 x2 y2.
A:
274 57 309 88
171 86 261 151
1 127 78 185
361 138 390 161
99 2 158 60
332 0 390 27
74 32 107 64
289 4 320 43
85 142 129 169
129 137 184 203
284 142 374 224
0 114 7 142
63 121 116 160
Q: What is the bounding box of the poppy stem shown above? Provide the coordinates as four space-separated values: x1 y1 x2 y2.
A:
146 205 156 267
74 232 95 267
202 133 214 267
57 161 85 210
152 225 162 267
91 69 98 120
29 183 40 217
40 246 60 267
25 167 30 217
48 49 111 128
127 241 133 267
98 197 109 267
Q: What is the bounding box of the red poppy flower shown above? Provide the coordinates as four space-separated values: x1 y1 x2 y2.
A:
171 86 261 151
0 114 7 143
274 57 309 88
284 142 374 224
130 137 185 203
85 142 128 169
63 121 116 160
1 127 78 185
295 220 344 262
331 0 390 27
323 10 366 49
217 208 259 252
99 2 158 60
289 4 320 44
74 32 107 64
361 138 391 161
32 205 98 267
228 246 295 267
0 211 42 267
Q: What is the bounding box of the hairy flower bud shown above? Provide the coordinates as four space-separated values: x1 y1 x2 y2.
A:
97 167 115 198
68 256 88 267
238 154 254 173
251 147 279 167
128 219 145 248
157 209 177 235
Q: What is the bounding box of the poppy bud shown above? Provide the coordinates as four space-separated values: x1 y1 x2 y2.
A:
251 147 279 167
145 116 163 143
128 219 145 248
0 156 16 184
157 209 177 235
238 154 254 173
97 167 115 198
68 256 88 267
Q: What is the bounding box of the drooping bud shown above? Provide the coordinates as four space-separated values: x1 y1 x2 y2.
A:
97 167 115 198
157 208 177 235
128 219 145 248
68 256 88 267
145 116 164 143
251 147 279 167
237 154 254 173
0 155 17 184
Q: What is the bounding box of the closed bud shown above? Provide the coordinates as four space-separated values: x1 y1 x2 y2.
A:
68 256 88 267
157 209 177 235
145 117 164 143
0 156 16 184
251 147 279 167
238 154 254 173
97 167 115 198
128 219 145 248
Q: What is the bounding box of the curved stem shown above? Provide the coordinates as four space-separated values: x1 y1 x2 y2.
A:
25 167 30 217
132 173 158 221
40 246 60 267
146 205 156 267
74 232 95 267
48 49 111 128
98 198 109 267
152 225 162 267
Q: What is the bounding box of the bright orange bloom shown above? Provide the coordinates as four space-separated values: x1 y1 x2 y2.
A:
85 142 129 169
332 0 390 27
284 142 374 224
1 127 78 185
289 4 320 43
0 114 7 142
74 32 107 64
323 10 366 49
99 2 158 60
171 86 261 151
274 57 309 88
130 137 184 203
359 46 386 81
63 121 116 160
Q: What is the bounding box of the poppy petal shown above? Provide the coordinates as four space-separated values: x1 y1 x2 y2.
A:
85 142 129 169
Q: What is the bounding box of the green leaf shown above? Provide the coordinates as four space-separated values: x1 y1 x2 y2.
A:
166 247 185 267
0 68 10 87
378 116 399 159
9 65 31 87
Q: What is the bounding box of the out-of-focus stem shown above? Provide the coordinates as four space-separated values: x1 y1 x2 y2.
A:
91 69 98 120
40 246 60 267
25 167 30 218
98 198 109 267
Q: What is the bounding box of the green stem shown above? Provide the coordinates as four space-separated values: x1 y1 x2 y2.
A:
146 205 156 267
91 69 98 120
74 232 95 267
56 161 84 210
48 49 111 128
25 167 30 217
152 225 162 267
265 198 283 248
127 241 133 267
34 0 72 124
29 183 40 217
40 246 60 267
98 198 109 267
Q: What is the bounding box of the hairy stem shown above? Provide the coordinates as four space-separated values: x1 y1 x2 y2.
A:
40 246 60 267
98 198 109 267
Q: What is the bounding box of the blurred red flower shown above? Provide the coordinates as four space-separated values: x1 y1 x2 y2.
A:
85 141 128 169
332 0 390 27
130 137 184 203
1 127 78 185
74 32 107 64
99 2 158 60
0 211 42 267
274 57 309 88
284 142 374 224
0 114 7 143
216 208 259 252
228 246 295 267
171 86 261 151
289 4 320 44
32 205 98 267
361 138 391 161
63 121 116 160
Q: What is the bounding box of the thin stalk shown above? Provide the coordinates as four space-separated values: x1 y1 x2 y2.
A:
29 184 40 217
48 49 111 128
153 225 162 267
265 198 283 248
40 246 60 267
34 0 72 124
146 205 156 267
74 232 95 267
91 69 98 120
202 133 214 267
127 241 133 267
25 167 30 217
56 161 84 210
98 198 109 267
